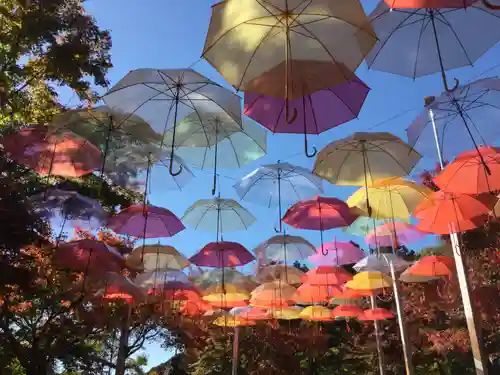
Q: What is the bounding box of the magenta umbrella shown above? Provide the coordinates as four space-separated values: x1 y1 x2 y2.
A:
282 196 359 255
308 241 365 266
244 75 370 157
365 222 427 247
106 204 184 239
189 241 255 268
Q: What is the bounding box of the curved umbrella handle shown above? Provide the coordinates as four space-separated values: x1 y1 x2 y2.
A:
483 0 500 10
443 76 459 93
169 157 183 176
304 132 317 158
285 100 298 124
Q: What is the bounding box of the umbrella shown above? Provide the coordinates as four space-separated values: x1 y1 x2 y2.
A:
182 197 255 240
97 272 147 305
134 270 190 290
308 241 365 267
302 266 353 286
203 284 250 305
253 234 316 263
282 196 358 254
103 68 241 176
407 78 500 164
107 204 185 239
366 2 500 92
345 272 392 291
433 146 500 195
300 306 333 322
180 300 211 317
234 162 323 231
1 126 101 177
189 241 255 268
415 191 495 234
358 308 394 321
194 269 257 290
213 315 255 328
230 306 269 321
344 216 410 237
244 70 370 157
164 112 266 194
399 269 441 283
126 244 190 272
202 0 376 122
332 304 364 319
256 264 304 285
250 281 296 306
268 306 303 320
354 254 412 274
406 255 455 277
293 283 339 305
385 0 477 7
365 222 427 247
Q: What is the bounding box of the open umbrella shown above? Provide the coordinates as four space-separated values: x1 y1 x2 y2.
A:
189 241 255 268
385 0 477 7
126 244 190 272
366 222 427 248
300 306 334 322
308 240 365 267
253 234 316 263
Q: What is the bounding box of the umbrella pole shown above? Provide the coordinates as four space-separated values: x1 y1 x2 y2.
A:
427 99 489 375
212 119 219 195
277 167 283 232
389 261 414 375
231 327 240 375
370 295 385 375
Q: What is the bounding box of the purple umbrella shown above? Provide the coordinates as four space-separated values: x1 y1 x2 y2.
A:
365 222 427 247
189 241 255 268
244 75 370 157
308 241 365 266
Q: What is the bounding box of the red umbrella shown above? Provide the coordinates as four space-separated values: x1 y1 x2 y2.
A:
1 126 101 177
282 196 358 255
293 283 337 304
332 304 364 318
101 273 146 305
358 308 394 321
180 300 211 317
406 255 455 277
384 0 477 7
415 191 495 234
433 146 500 195
107 204 185 239
189 241 255 268
302 266 353 286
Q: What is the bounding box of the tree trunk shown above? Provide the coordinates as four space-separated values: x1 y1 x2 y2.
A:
115 305 132 375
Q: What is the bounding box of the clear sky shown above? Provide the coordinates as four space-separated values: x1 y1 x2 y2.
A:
71 0 500 370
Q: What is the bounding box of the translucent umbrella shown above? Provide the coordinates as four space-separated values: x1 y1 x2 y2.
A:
103 68 241 175
194 269 257 291
164 112 266 194
344 216 409 237
308 241 365 267
365 223 427 248
234 162 323 231
126 244 190 272
353 254 412 274
253 234 316 263
256 264 305 285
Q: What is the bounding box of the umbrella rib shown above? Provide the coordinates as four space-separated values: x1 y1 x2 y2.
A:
235 170 277 202
412 12 430 80
433 12 473 67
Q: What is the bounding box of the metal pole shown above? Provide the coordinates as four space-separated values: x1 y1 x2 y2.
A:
231 327 240 375
389 261 414 375
426 97 489 375
370 295 385 375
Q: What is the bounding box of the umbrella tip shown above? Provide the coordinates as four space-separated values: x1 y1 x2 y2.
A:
424 96 435 106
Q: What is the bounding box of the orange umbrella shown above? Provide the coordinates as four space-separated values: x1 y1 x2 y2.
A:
358 308 394 321
302 266 353 286
331 287 369 299
209 299 249 309
406 255 455 278
249 298 293 308
433 146 500 195
180 300 211 317
415 191 494 234
332 304 363 318
293 283 340 305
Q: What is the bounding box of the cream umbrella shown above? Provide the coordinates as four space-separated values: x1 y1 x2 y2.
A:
126 244 190 272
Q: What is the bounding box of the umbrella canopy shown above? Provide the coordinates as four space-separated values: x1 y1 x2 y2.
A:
202 0 376 93
433 146 500 195
354 254 412 274
203 284 250 303
182 197 255 237
332 304 364 318
1 126 101 177
366 2 500 92
300 306 334 322
134 270 190 289
384 0 477 7
194 269 257 290
98 272 147 305
106 204 185 239
302 266 353 286
358 308 394 321
213 315 255 327
400 269 441 283
347 177 433 220
268 306 303 320
189 241 255 268
344 216 410 237
308 241 365 267
345 271 392 291
251 281 297 304
406 255 455 277
230 306 269 321
127 245 190 272
256 264 305 285
366 222 427 247
408 78 500 162
253 234 316 263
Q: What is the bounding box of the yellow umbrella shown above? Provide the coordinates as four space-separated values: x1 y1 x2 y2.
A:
256 264 304 285
329 297 365 306
268 306 303 320
347 177 433 220
202 283 250 303
127 244 190 271
299 306 333 321
250 281 296 298
345 272 392 291
213 315 255 327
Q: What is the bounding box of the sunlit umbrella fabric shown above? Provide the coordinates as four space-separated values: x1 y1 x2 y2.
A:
202 0 376 93
293 283 340 305
194 269 257 290
399 269 441 283
134 270 190 290
353 254 412 274
358 308 394 321
253 234 316 263
107 204 185 238
127 245 190 271
314 133 421 186
308 241 365 266
344 216 410 237
332 304 363 318
189 241 255 268
230 306 269 321
406 255 455 277
256 264 305 285
98 272 147 304
365 222 427 247
345 271 392 290
407 78 500 162
303 266 353 286
268 306 303 320
384 0 477 7
300 306 333 321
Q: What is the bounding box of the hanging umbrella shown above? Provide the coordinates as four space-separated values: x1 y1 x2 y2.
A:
107 204 185 239
230 306 269 321
302 266 353 286
332 304 364 319
268 306 303 320
415 191 495 234
182 197 255 240
203 284 250 305
126 244 190 272
282 196 358 254
406 255 455 277
407 78 500 164
354 254 412 274
293 283 341 305
366 222 427 247
1 126 102 177
250 281 296 307
202 0 376 122
244 70 370 157
103 68 241 176
433 146 500 195
97 272 147 305
134 270 190 290
366 2 500 92
180 300 212 317
347 177 433 220
344 216 410 237
256 264 305 285
399 269 441 283
384 0 477 7
164 112 266 194
358 308 394 321
300 306 334 322
308 241 365 267
194 269 257 290
345 271 392 291
253 234 316 263
189 241 255 268
213 315 255 328
235 162 323 231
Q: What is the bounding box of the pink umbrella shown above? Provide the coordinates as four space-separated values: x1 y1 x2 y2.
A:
308 241 365 266
244 74 370 158
365 222 427 247
189 241 255 268
106 204 184 239
282 196 358 255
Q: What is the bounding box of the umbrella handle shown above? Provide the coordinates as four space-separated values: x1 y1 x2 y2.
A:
169 157 183 176
286 101 298 124
443 76 459 93
304 133 317 158
483 0 500 9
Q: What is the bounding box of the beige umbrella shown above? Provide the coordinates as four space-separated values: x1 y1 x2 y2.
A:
256 264 304 285
126 244 190 272
202 0 376 122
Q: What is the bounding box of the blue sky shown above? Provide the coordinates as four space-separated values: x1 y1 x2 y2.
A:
67 0 500 370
